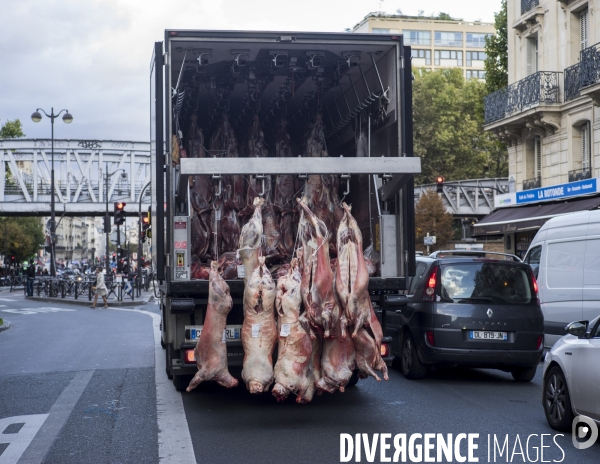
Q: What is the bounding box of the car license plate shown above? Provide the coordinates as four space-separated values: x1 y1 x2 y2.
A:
189 325 241 341
469 330 508 340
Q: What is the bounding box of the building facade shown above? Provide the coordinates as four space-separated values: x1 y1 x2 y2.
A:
478 0 600 257
352 13 495 79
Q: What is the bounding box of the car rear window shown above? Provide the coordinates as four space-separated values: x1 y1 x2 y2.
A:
440 263 534 305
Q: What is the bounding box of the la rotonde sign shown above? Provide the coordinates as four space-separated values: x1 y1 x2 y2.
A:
494 178 599 208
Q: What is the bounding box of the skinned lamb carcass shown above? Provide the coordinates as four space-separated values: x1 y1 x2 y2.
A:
272 258 316 403
297 197 342 340
315 317 356 394
238 197 265 285
187 261 238 391
241 256 278 394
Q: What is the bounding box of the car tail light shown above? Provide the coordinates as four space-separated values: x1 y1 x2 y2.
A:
380 343 390 357
426 331 435 346
185 349 196 363
422 266 438 302
536 335 543 350
532 273 540 305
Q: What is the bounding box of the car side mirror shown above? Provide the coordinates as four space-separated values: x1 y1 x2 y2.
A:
566 321 588 338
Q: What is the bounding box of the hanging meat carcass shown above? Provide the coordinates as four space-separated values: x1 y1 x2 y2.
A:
241 115 281 259
272 258 315 403
303 114 343 249
238 197 264 285
187 261 238 391
315 318 356 394
188 115 213 261
296 197 343 340
336 202 388 381
273 120 297 259
241 256 278 394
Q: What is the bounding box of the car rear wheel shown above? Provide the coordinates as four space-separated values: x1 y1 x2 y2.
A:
400 332 428 380
511 365 537 382
543 366 574 431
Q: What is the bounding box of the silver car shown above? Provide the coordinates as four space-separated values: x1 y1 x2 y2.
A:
542 316 600 431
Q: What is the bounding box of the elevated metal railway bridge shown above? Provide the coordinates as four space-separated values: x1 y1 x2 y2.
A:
0 139 151 216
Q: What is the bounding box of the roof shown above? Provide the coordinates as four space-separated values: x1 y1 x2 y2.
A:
472 194 600 236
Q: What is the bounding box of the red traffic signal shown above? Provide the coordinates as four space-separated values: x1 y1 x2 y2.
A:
114 202 126 225
115 202 126 210
436 176 444 193
142 215 150 225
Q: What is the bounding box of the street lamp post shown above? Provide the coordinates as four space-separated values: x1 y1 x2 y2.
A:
31 108 73 277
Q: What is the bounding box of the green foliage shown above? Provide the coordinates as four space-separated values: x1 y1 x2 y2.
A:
415 190 454 252
436 13 454 20
413 68 508 183
0 119 25 139
0 217 45 264
484 0 508 94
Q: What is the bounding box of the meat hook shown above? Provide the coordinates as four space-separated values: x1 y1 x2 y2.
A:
368 52 390 105
212 174 222 197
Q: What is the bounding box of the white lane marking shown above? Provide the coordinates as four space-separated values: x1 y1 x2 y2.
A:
0 298 17 302
113 308 196 464
0 415 49 464
16 370 94 464
1 308 77 315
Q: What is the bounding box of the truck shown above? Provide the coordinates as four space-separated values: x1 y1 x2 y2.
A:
150 29 420 391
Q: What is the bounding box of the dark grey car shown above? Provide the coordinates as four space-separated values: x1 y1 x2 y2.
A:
387 253 544 381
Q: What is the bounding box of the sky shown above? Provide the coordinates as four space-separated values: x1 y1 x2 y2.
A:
0 0 502 142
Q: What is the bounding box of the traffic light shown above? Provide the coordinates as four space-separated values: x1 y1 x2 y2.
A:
140 214 150 243
114 202 126 226
436 176 444 193
10 256 15 266
145 207 152 239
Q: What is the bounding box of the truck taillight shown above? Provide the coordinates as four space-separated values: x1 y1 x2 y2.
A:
422 266 439 302
185 349 196 363
380 343 390 358
536 335 543 350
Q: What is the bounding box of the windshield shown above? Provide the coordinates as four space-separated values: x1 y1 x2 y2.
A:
440 263 534 305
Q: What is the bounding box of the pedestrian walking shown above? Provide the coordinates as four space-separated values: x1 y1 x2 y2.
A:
26 259 36 297
91 267 109 308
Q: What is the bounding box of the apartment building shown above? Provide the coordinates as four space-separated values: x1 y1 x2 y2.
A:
476 0 600 257
352 13 495 79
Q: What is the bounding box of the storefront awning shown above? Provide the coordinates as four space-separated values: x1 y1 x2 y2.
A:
472 195 600 236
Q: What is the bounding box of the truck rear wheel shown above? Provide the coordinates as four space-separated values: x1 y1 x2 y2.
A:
347 370 360 387
173 375 191 392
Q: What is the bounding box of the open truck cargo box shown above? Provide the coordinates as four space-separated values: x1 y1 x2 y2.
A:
150 30 419 382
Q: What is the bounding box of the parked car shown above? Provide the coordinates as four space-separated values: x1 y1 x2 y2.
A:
542 315 600 431
387 251 544 381
524 209 600 349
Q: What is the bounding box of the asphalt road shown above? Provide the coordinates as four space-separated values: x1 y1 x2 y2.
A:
1 292 598 463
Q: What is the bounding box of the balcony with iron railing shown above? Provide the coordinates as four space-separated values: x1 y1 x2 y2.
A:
523 177 541 191
565 42 600 102
521 0 539 15
484 71 562 125
568 168 592 183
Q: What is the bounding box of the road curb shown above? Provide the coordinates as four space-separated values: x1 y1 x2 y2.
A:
27 296 152 307
0 321 12 332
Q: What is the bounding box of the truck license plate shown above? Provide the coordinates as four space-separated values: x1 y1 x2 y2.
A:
469 331 508 340
190 325 241 341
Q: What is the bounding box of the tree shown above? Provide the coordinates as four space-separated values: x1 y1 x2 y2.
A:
0 217 45 264
415 190 453 253
0 119 25 139
484 0 508 94
413 68 508 183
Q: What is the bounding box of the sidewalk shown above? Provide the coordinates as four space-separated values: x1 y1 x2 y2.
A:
27 289 156 307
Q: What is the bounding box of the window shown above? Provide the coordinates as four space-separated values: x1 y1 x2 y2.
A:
581 9 588 51
466 33 491 48
411 49 431 65
582 122 591 171
524 245 542 278
526 38 538 76
466 70 486 79
434 50 463 66
404 30 431 46
466 51 487 66
435 31 462 47
372 28 391 34
440 263 534 305
535 136 542 179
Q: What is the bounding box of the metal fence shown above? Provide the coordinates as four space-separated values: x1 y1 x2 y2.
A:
568 168 592 183
521 0 540 15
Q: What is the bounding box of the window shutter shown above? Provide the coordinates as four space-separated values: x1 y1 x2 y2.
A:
526 39 538 76
582 122 590 171
581 10 588 51
535 137 542 179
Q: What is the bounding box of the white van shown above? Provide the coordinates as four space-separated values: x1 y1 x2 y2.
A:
524 209 600 348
